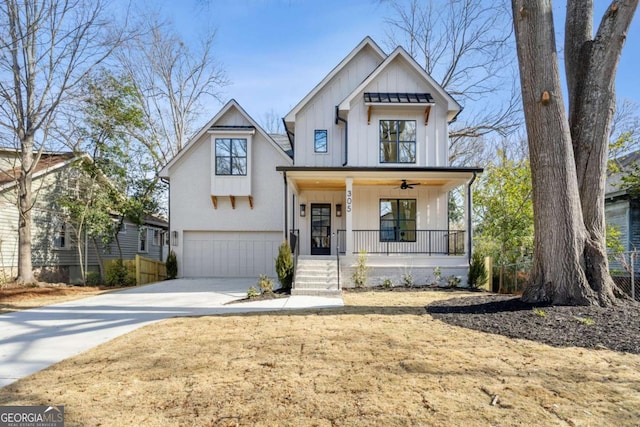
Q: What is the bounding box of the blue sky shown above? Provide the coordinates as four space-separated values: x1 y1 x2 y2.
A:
151 0 640 128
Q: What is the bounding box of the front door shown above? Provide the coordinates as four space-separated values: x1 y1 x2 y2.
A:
311 204 331 255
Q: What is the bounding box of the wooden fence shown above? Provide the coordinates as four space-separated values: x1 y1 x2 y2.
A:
104 255 166 286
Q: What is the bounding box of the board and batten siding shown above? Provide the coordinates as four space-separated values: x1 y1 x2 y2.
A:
168 105 289 277
293 45 383 167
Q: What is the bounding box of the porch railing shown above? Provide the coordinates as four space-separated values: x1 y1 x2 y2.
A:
337 229 465 255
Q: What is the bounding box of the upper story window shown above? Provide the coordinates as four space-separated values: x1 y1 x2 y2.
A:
215 138 247 175
379 120 416 163
314 130 327 153
380 199 416 242
53 222 69 249
138 227 148 252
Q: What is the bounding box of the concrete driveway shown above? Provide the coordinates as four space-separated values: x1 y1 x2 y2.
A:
0 278 343 388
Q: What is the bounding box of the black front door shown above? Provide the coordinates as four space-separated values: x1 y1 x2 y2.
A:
311 204 331 255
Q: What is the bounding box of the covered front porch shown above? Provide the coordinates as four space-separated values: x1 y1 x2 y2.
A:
278 166 480 287
280 166 478 263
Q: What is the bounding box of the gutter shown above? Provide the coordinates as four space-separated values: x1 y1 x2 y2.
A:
335 106 348 166
467 171 477 264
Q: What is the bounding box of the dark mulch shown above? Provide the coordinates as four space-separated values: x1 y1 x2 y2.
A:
427 294 640 354
225 288 290 305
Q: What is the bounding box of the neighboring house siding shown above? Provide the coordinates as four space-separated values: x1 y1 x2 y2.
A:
0 158 167 282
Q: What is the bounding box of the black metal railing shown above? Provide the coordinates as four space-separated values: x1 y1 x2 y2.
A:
337 229 465 255
289 229 300 271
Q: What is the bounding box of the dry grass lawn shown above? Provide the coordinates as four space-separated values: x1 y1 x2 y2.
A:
1 291 639 426
0 285 118 314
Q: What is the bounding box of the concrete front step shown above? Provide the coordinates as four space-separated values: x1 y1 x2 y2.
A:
291 288 342 297
294 257 340 296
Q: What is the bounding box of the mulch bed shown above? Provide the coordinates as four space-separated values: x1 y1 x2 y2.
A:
225 289 290 305
427 294 640 354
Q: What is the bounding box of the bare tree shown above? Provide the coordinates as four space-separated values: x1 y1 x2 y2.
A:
383 0 522 165
261 109 284 134
0 0 131 284
511 0 638 306
118 14 229 169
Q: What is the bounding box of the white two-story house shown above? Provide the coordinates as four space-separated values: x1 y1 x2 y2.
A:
159 37 482 292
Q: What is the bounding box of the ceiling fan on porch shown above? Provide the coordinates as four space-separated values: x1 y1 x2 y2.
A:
398 179 420 190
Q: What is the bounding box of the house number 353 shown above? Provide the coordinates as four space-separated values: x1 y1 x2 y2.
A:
346 190 352 213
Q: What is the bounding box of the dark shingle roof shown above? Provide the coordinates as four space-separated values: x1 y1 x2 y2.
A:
364 92 434 104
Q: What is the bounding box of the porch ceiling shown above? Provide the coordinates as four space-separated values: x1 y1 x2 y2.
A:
281 167 481 191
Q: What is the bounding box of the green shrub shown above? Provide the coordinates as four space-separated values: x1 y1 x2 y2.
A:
275 241 294 292
247 286 259 298
447 275 461 287
382 278 393 288
468 252 488 289
105 260 135 287
166 250 178 279
257 274 274 293
351 250 368 288
401 273 414 287
85 271 102 286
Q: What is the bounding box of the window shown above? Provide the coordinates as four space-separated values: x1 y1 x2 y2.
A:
138 227 148 252
314 130 327 153
53 222 69 249
153 229 161 246
215 138 247 175
380 199 416 242
379 120 416 163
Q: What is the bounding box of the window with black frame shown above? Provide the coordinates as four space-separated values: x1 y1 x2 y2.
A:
379 120 416 163
380 199 416 242
314 130 327 153
215 138 247 175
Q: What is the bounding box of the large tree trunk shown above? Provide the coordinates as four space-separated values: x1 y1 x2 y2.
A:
512 1 598 305
565 1 638 305
16 142 35 284
512 0 638 306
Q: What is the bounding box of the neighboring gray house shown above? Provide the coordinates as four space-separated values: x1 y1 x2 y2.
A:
0 148 168 283
605 151 640 258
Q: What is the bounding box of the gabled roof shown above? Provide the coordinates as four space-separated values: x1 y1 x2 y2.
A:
159 99 293 178
606 150 640 197
283 36 386 124
337 46 462 122
0 152 79 191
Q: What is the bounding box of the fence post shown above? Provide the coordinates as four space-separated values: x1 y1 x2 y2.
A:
632 252 636 301
135 255 141 286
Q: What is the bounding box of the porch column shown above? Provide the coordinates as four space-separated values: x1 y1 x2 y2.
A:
345 177 353 254
464 179 472 260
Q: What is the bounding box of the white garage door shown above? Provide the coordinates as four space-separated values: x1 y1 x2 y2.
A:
183 231 282 277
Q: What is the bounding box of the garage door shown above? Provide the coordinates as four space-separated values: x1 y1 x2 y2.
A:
183 231 282 277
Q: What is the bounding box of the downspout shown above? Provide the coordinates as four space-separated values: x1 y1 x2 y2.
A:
161 176 170 262
335 106 348 166
283 171 288 242
467 171 478 264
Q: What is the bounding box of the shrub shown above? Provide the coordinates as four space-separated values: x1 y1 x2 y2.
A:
257 274 274 293
351 250 368 288
382 278 393 288
105 260 135 287
166 250 178 279
446 275 461 287
468 252 488 289
275 241 294 292
247 286 259 298
401 273 414 287
85 271 102 286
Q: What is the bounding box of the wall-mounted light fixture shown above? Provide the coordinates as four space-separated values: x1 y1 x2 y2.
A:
336 204 342 217
300 204 306 217
172 230 179 246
